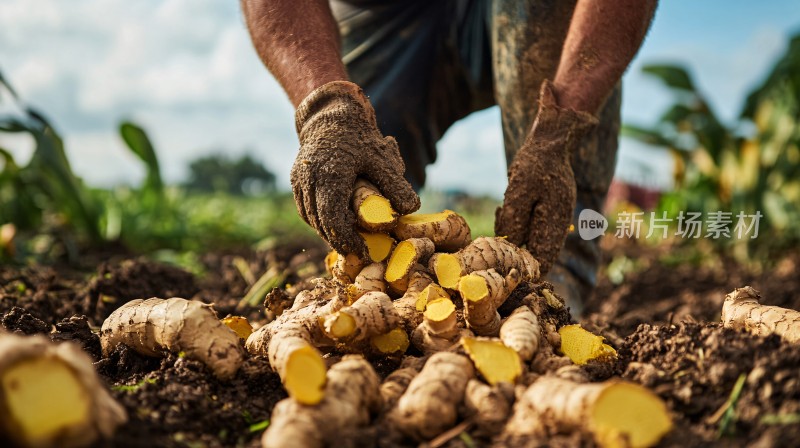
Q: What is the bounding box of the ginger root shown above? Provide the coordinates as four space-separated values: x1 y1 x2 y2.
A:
352 179 398 232
0 332 127 448
330 252 367 284
246 283 346 404
464 379 515 437
389 352 475 440
392 270 433 333
392 210 471 251
559 324 617 365
430 236 540 289
220 316 253 340
721 286 800 343
370 328 410 355
461 337 522 385
321 291 401 342
505 377 672 448
380 357 424 410
458 268 521 336
347 262 387 301
500 306 541 362
262 355 382 448
359 232 395 263
385 238 435 290
411 298 468 354
100 297 244 380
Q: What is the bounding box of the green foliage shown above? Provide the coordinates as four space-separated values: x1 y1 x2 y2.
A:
184 153 276 196
0 75 103 249
0 70 309 261
624 34 800 261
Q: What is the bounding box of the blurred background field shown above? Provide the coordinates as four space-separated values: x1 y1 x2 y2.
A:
1 1 799 274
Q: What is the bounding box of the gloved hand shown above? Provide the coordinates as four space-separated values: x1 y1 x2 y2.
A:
292 81 420 256
495 80 598 275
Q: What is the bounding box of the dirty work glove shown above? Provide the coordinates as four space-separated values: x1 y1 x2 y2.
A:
292 80 420 256
495 80 598 275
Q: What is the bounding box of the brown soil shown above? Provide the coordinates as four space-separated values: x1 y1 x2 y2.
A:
1 238 799 447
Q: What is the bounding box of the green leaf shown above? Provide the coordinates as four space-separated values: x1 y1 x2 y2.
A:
621 124 674 147
642 64 696 91
248 420 270 433
112 377 157 392
718 373 747 438
119 121 164 195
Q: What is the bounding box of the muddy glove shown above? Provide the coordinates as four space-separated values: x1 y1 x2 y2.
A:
495 80 598 275
292 81 420 256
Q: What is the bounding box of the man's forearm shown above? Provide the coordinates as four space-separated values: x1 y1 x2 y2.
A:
553 0 657 114
241 0 348 107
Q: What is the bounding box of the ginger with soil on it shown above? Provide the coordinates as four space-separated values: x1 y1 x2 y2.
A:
379 357 424 410
389 352 475 441
330 252 366 284
392 210 471 251
392 269 433 333
262 355 382 448
505 376 672 448
0 332 127 448
100 297 244 380
359 232 395 263
721 286 800 343
415 283 449 311
369 327 410 355
321 291 401 342
458 268 521 336
559 324 617 365
500 306 541 362
352 179 398 232
246 283 346 404
220 316 253 340
384 238 435 292
430 236 540 289
461 337 523 385
411 298 469 354
464 379 515 437
347 262 387 301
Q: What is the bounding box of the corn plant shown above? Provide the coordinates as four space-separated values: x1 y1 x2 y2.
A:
624 34 800 261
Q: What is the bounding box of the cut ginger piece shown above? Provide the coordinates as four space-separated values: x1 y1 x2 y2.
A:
2 357 91 446
371 328 410 354
393 210 471 251
415 283 450 311
283 344 327 405
559 324 617 365
352 179 397 232
508 377 672 448
424 298 457 333
220 316 253 340
385 238 435 283
591 382 673 448
431 253 464 289
359 232 395 263
461 337 522 385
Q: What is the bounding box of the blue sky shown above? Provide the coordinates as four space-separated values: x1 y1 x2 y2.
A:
1 0 798 197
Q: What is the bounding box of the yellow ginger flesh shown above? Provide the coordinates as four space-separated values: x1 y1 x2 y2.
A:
591 382 673 448
283 345 327 405
559 324 617 365
2 357 91 445
434 253 463 289
459 273 490 302
360 195 395 226
221 316 253 340
360 232 394 262
371 328 410 354
385 240 418 282
461 337 522 385
416 284 449 311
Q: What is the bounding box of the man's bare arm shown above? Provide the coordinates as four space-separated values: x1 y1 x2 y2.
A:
553 0 657 114
241 0 348 107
